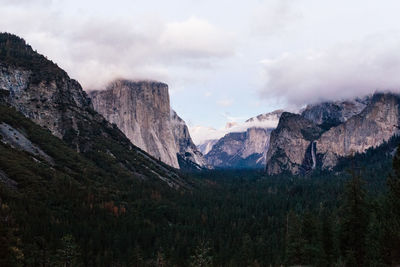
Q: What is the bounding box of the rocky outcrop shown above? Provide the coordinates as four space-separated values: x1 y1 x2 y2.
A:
0 122 54 165
0 64 92 143
197 139 218 155
266 93 400 174
0 33 185 188
89 80 180 168
89 80 205 169
301 98 369 129
202 110 282 169
315 93 400 168
170 109 207 169
266 112 323 175
205 127 271 169
245 109 283 125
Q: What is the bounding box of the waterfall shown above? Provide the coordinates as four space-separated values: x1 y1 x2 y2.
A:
311 141 317 169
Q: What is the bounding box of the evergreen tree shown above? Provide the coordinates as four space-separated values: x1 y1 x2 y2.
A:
54 235 81 267
384 145 400 264
190 241 213 267
339 169 369 267
285 211 306 265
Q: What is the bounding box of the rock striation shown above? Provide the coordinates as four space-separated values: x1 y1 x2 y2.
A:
301 98 369 130
202 110 282 169
205 127 272 169
89 80 205 169
197 139 218 155
266 112 323 175
266 93 400 175
89 80 179 168
170 109 207 169
316 93 400 168
0 33 185 187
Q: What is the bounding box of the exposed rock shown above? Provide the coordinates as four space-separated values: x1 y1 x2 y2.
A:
266 112 323 175
205 127 271 169
316 93 400 168
301 98 369 130
89 80 180 168
89 80 206 169
0 64 92 143
0 122 54 165
245 109 284 125
202 110 283 169
197 139 218 155
170 109 207 169
0 33 185 188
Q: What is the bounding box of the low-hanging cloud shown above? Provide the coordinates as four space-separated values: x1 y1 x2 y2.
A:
0 2 235 90
260 34 400 107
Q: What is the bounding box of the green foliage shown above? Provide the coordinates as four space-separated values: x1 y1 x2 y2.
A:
338 169 369 267
190 241 213 267
0 32 67 84
0 104 399 266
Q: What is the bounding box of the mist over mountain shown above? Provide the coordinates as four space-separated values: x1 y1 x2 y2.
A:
2 1 400 264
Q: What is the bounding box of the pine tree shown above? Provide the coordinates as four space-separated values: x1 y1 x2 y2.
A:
339 169 369 267
190 241 213 267
54 234 81 267
384 145 400 264
285 211 306 265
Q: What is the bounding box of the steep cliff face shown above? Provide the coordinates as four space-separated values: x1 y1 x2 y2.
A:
89 80 180 168
170 109 206 169
266 112 323 175
89 80 205 169
0 65 92 142
316 93 400 168
205 127 271 168
0 33 185 188
301 98 369 129
197 139 218 155
202 110 282 169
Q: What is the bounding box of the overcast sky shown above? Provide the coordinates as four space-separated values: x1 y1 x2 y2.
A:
2 0 400 143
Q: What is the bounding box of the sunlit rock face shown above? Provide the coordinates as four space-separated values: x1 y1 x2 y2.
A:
89 80 179 168
266 93 400 174
315 93 400 168
89 80 206 169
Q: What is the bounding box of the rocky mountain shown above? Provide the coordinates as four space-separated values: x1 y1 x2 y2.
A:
266 93 400 175
266 112 323 175
203 110 282 169
301 98 369 130
0 33 185 188
316 93 400 169
204 127 271 168
198 139 218 155
170 109 207 169
89 80 205 170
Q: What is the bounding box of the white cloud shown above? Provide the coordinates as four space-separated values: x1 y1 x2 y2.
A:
190 111 281 145
0 4 235 89
160 17 234 59
259 34 400 107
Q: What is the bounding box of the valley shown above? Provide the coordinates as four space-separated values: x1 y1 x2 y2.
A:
0 33 399 266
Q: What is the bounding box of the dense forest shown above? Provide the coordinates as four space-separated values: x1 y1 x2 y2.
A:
0 104 399 266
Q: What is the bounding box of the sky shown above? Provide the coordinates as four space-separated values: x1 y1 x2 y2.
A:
2 0 400 144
